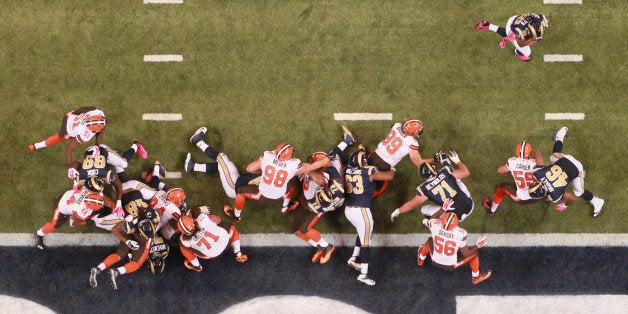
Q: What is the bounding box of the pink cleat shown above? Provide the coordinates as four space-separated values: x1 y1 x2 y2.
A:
555 203 568 211
474 20 490 30
134 140 148 159
514 49 531 61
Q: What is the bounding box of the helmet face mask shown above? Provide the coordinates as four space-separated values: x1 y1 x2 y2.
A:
177 215 196 236
419 162 438 180
85 115 107 132
83 192 105 210
275 143 294 161
440 212 459 231
516 141 533 159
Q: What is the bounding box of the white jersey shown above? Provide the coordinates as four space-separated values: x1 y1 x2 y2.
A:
149 190 182 240
179 213 230 259
427 219 468 266
374 123 419 167
506 157 538 201
259 151 302 199
65 109 105 144
57 189 96 219
300 172 329 201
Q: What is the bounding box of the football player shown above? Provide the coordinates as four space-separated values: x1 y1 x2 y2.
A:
291 152 345 265
344 145 396 286
89 204 161 289
474 13 549 61
417 209 492 285
391 151 474 222
178 207 248 272
28 106 108 170
34 176 120 250
528 127 605 218
482 141 547 216
367 118 429 197
223 142 330 222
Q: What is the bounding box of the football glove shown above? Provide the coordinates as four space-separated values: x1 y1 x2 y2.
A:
68 167 79 179
422 218 429 227
125 240 139 250
434 151 449 165
390 208 400 222
442 198 456 211
114 200 124 219
449 151 460 164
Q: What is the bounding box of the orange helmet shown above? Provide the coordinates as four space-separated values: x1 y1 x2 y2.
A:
310 151 330 168
177 215 196 236
402 118 423 137
83 192 105 210
166 188 186 207
275 143 294 161
516 141 533 159
85 114 107 132
440 212 459 231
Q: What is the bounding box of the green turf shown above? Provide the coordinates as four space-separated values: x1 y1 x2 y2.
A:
1 1 626 233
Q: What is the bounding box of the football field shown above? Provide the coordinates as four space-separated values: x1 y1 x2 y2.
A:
0 0 626 236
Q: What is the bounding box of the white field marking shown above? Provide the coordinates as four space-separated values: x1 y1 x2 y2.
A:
143 55 183 62
334 113 393 121
221 296 369 314
6 233 627 247
142 113 183 121
545 113 585 120
140 171 181 179
543 0 582 4
457 295 627 314
144 0 183 3
0 296 55 314
544 54 583 62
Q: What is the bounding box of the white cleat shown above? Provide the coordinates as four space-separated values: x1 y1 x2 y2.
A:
190 127 207 145
347 258 361 272
89 268 100 288
554 127 568 142
184 153 194 172
591 197 604 218
357 273 376 286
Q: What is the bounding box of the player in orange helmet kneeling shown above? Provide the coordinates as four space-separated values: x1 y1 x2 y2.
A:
417 201 492 285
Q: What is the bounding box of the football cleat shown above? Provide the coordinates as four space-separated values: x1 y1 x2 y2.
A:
472 270 492 285
555 203 568 211
190 127 207 145
224 205 241 222
514 48 531 61
417 248 424 266
474 20 490 30
184 153 194 172
341 125 355 146
235 253 248 263
482 197 495 217
133 140 148 159
89 268 101 288
319 245 335 264
110 269 120 290
347 257 361 272
34 232 45 251
311 246 324 263
591 197 604 218
184 260 203 272
357 274 376 286
28 144 36 152
154 161 166 178
554 127 568 142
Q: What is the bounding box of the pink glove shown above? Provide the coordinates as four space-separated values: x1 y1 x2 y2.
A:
113 200 124 218
68 168 79 179
499 32 517 49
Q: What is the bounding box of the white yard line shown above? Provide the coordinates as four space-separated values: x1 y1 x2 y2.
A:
144 0 183 4
7 233 627 247
457 295 626 314
545 113 585 120
334 113 393 121
142 113 183 121
544 54 583 62
143 55 183 62
543 0 582 4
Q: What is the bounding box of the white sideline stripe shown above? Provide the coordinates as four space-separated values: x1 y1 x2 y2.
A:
140 171 181 179
543 0 582 4
144 0 183 3
334 113 393 121
545 113 585 120
6 233 627 247
457 295 627 314
142 113 182 121
143 55 183 62
544 54 583 62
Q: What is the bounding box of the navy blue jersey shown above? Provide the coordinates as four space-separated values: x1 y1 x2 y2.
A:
416 168 473 216
344 166 378 208
78 149 115 184
533 157 580 202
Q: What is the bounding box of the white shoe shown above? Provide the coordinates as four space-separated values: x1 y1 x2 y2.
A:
347 258 361 272
190 127 207 145
110 269 120 290
184 153 194 172
89 268 100 288
357 274 376 286
554 127 568 142
591 197 604 218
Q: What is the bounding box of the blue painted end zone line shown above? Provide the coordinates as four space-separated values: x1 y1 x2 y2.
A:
4 233 627 247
